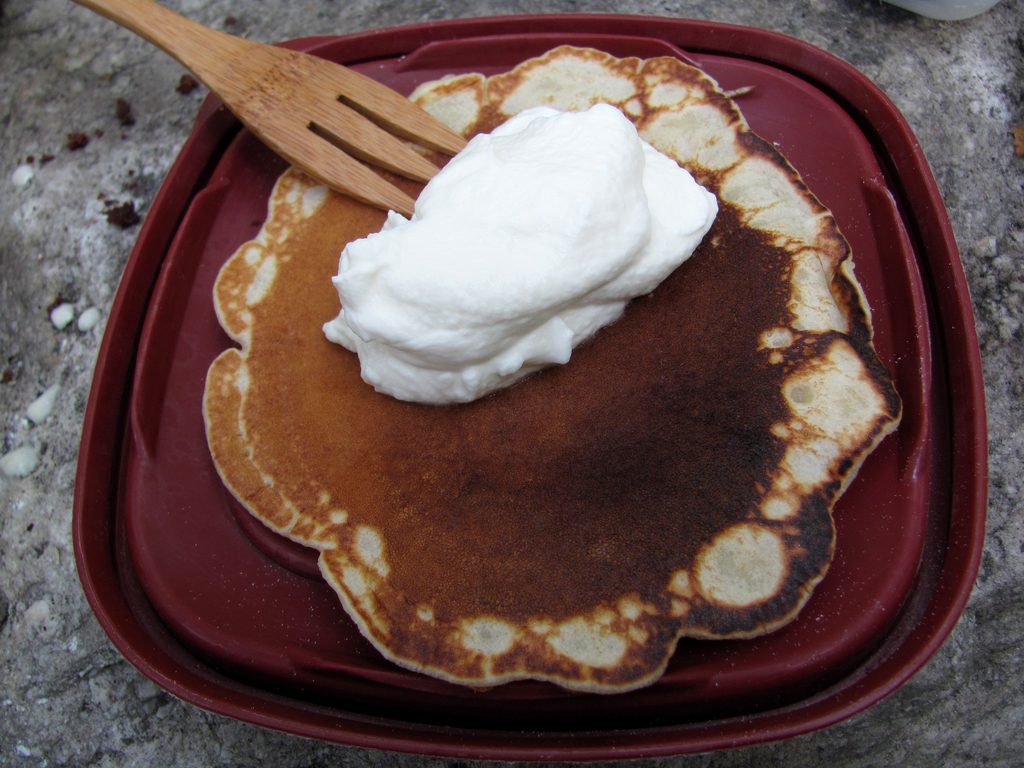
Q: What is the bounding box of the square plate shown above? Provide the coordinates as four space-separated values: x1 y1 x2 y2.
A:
74 15 986 760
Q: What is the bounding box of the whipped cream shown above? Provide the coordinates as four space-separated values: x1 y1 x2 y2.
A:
323 103 718 404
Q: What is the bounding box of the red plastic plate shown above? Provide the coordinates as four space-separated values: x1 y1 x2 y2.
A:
74 16 987 760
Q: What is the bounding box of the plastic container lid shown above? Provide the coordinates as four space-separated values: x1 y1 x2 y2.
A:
74 15 987 760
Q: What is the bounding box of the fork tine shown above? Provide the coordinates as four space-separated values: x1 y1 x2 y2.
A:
259 121 417 216
307 98 441 183
313 148 418 217
319 64 468 156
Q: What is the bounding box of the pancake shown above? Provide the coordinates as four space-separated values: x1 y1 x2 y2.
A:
203 46 901 692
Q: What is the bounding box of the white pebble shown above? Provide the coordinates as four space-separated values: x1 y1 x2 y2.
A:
27 383 60 424
77 306 101 331
23 599 55 638
11 164 34 187
0 445 40 477
16 744 31 757
50 303 75 330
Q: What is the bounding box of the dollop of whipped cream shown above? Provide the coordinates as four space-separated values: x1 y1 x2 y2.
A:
323 103 718 404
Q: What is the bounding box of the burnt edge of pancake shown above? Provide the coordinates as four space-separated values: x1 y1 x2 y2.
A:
203 46 902 693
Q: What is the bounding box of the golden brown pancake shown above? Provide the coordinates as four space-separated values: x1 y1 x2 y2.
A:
203 47 901 692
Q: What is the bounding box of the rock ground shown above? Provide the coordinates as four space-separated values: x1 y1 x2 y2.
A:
1 0 1022 766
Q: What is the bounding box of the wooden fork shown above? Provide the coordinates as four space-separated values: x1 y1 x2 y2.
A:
73 0 467 216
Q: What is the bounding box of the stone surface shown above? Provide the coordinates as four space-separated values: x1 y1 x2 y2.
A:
1 0 1021 765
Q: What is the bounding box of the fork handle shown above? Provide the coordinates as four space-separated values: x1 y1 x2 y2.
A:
72 0 246 83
